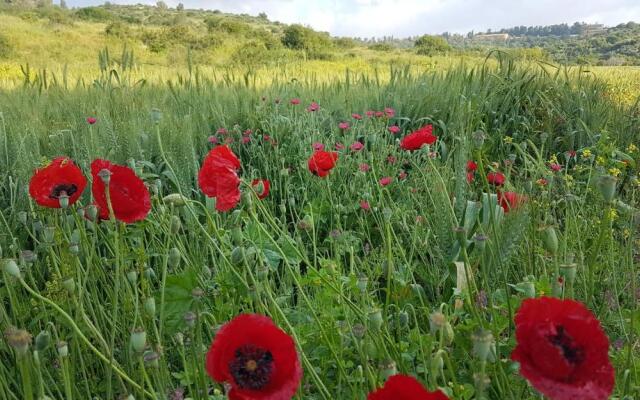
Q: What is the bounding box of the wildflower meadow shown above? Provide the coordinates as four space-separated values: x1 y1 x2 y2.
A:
0 54 639 400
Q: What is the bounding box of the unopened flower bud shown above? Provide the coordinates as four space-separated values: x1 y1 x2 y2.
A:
62 277 76 293
144 268 157 281
126 270 138 285
168 248 181 268
379 359 397 380
130 328 147 353
56 341 69 357
150 108 162 124
352 323 366 339
540 225 559 255
560 263 577 284
356 275 368 293
398 310 409 327
472 130 486 148
43 226 56 243
184 311 197 328
17 211 28 225
170 216 182 234
86 205 98 221
2 259 20 278
472 329 494 362
35 331 51 351
143 350 160 368
144 297 156 317
368 308 383 331
597 175 617 203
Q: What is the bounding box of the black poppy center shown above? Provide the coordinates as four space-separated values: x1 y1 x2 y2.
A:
229 344 274 390
49 184 78 199
548 325 585 365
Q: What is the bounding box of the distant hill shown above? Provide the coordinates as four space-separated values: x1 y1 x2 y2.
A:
0 2 639 67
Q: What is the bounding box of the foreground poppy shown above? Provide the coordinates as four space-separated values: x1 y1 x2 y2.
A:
198 145 242 212
91 159 151 223
251 179 270 200
498 191 525 213
487 172 505 186
206 314 302 400
511 297 614 400
308 151 338 177
400 125 437 151
466 160 478 183
368 375 449 400
29 157 87 208
86 117 97 125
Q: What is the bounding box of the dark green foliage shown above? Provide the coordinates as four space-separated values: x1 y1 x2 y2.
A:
104 21 131 39
74 6 113 22
281 24 333 58
369 43 394 52
414 34 451 55
0 33 11 59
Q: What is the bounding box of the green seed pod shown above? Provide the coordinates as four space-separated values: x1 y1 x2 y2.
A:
2 259 20 278
58 193 70 209
379 359 397 380
144 297 156 317
597 175 618 203
86 205 98 221
352 323 366 339
69 243 80 255
170 216 182 234
364 339 377 359
183 312 196 328
473 234 489 252
70 230 81 245
168 248 181 268
368 308 383 331
398 310 409 327
472 329 494 362
43 226 56 243
443 322 455 345
150 108 162 124
126 271 138 285
472 130 486 148
230 247 245 266
143 351 160 368
540 226 559 255
453 226 467 246
430 350 444 377
130 329 147 353
516 280 536 298
62 278 76 293
144 268 157 281
356 275 368 293
56 341 69 358
231 227 243 246
560 263 577 285
17 211 28 225
35 331 51 351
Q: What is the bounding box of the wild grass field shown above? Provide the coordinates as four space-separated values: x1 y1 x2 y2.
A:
2 3 640 400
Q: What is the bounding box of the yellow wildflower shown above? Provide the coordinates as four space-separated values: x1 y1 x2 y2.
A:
581 149 592 158
503 136 513 144
627 143 637 153
608 168 621 177
596 156 606 166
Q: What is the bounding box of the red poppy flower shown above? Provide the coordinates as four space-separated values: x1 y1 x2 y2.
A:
498 191 525 213
306 102 320 112
366 110 375 117
251 179 270 200
399 125 437 151
359 163 370 172
467 160 478 172
368 375 449 400
205 314 302 400
338 122 350 131
550 163 562 172
308 151 338 177
388 126 401 135
198 145 242 212
29 157 87 208
91 159 151 223
379 177 393 186
290 98 300 105
352 113 363 120
86 117 97 125
350 142 364 152
511 297 614 400
384 107 395 118
360 200 370 211
487 172 506 186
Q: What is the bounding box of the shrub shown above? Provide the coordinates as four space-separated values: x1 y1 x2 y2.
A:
282 24 333 53
369 43 394 52
414 34 451 55
334 37 357 49
105 22 132 38
74 6 113 22
0 33 12 59
205 17 251 35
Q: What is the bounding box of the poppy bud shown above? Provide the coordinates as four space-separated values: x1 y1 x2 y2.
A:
126 270 138 285
130 328 147 353
242 190 253 208
230 247 245 266
473 234 488 252
184 311 197 328
56 341 69 357
398 310 409 327
58 192 70 209
168 248 181 268
288 197 296 207
231 227 243 245
170 216 182 234
597 175 617 202
143 350 160 368
379 359 397 380
472 329 494 362
4 327 32 356
43 226 56 243
279 168 289 177
86 205 98 221
69 243 80 255
382 208 392 222
453 226 467 246
352 323 366 339
540 226 559 255
97 168 112 185
410 283 425 299
2 259 20 278
70 229 81 245
279 203 287 214
368 308 383 331
515 278 536 298
560 263 577 284
35 331 51 351
472 130 486 148
429 311 447 335
357 275 368 293
163 193 187 207
256 264 270 280
174 332 184 346
62 277 76 293
150 108 162 124
20 251 37 264
191 287 204 299
144 297 156 317
431 350 444 377
33 220 43 232
17 211 28 225
144 267 157 281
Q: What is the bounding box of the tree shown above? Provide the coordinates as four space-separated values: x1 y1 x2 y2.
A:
156 1 167 10
176 2 184 11
59 0 67 9
414 35 451 55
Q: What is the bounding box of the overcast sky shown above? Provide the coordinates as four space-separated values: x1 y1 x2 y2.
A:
64 0 640 38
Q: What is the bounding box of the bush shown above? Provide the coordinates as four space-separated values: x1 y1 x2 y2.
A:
105 22 131 39
369 43 394 52
334 37 357 49
205 17 251 35
282 24 333 53
0 34 12 59
74 6 113 22
414 34 451 55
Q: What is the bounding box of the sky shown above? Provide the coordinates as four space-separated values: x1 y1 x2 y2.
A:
64 0 640 38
